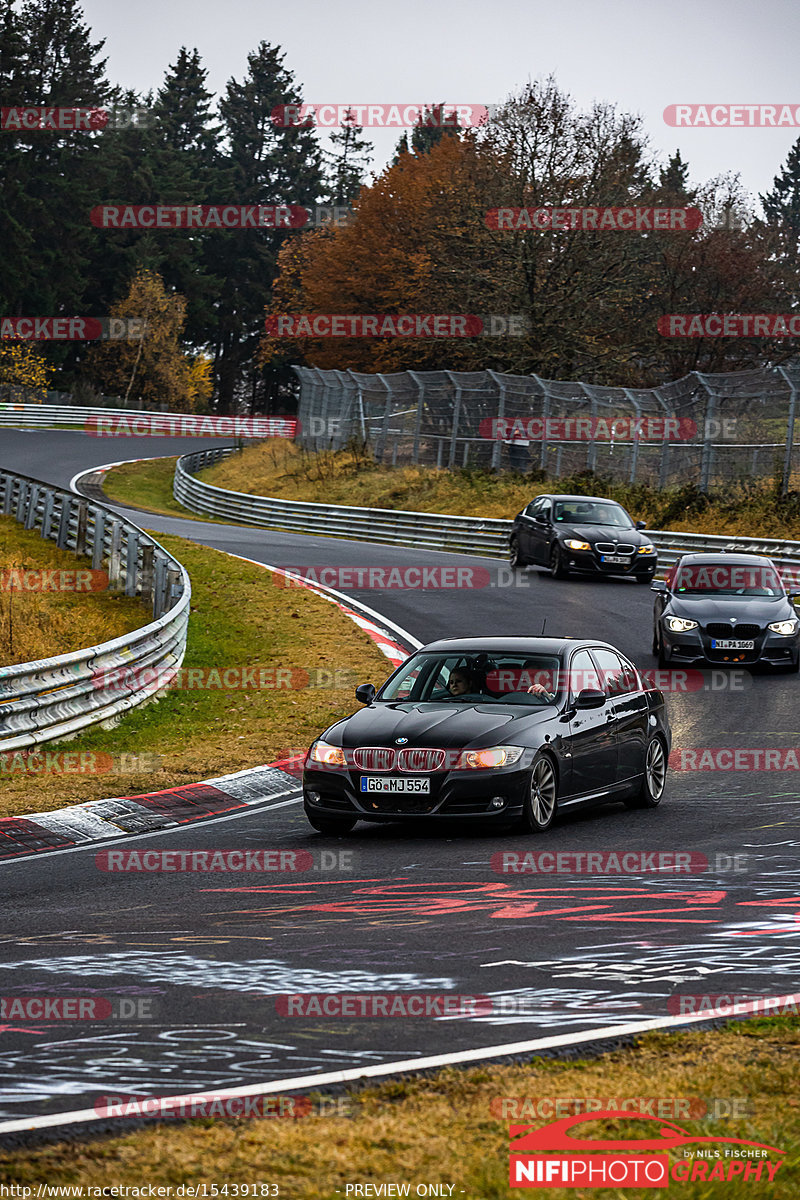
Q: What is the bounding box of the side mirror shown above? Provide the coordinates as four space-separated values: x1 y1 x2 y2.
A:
635 520 647 530
575 688 606 709
650 579 667 593
355 683 376 705
534 512 550 525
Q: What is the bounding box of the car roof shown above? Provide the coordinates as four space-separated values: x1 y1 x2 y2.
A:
416 636 619 655
536 495 622 504
675 552 778 565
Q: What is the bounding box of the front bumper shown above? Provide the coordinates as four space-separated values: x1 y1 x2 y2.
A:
562 546 657 578
303 763 532 823
660 624 800 667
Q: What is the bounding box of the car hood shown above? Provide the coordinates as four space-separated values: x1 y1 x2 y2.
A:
330 702 556 749
557 523 646 545
668 595 792 623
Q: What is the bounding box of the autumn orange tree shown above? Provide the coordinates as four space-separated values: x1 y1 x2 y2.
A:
0 344 54 396
260 133 515 374
87 269 212 411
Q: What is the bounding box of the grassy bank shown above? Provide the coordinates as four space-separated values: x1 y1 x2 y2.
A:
102 440 800 542
1 1016 797 1197
200 441 800 537
0 532 390 816
0 514 147 667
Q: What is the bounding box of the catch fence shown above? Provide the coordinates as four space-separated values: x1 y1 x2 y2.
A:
293 365 800 493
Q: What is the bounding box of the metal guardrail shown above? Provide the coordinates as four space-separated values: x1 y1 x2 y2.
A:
0 471 190 751
174 448 800 579
0 401 196 429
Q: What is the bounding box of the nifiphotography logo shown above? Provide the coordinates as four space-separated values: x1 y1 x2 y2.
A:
508 1111 785 1188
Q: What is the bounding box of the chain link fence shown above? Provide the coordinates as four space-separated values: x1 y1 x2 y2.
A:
293 364 800 493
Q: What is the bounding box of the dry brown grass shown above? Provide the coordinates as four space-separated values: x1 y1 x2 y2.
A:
1 1020 798 1197
199 441 800 538
0 515 150 667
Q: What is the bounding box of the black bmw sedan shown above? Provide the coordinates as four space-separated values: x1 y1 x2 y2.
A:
509 494 657 582
303 636 671 835
652 553 800 671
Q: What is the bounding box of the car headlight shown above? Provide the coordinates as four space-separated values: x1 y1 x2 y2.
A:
768 619 799 635
665 616 698 632
308 739 346 767
637 544 656 555
454 746 525 769
564 539 591 551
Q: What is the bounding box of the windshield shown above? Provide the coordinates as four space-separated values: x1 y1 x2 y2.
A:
553 501 632 527
674 562 784 597
379 652 563 705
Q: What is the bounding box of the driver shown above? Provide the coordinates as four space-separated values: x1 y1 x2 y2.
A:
447 667 478 696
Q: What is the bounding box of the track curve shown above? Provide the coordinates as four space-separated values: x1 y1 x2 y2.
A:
1 429 799 1130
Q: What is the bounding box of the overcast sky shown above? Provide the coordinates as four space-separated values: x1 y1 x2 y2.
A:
81 0 800 208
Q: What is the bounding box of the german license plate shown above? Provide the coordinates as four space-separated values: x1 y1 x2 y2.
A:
360 777 431 794
711 638 755 650
601 555 629 564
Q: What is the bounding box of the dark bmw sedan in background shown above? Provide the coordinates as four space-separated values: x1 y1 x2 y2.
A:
509 494 657 582
652 553 800 671
303 636 671 835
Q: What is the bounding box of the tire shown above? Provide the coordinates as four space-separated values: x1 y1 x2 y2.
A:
651 624 659 656
520 754 559 832
549 544 569 579
509 535 527 569
625 736 667 809
636 573 652 585
304 807 357 835
655 626 669 668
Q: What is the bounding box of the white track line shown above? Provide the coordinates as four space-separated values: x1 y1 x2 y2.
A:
3 994 800 1135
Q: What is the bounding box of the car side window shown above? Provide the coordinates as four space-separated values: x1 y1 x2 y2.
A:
525 498 544 518
568 650 602 699
592 648 633 696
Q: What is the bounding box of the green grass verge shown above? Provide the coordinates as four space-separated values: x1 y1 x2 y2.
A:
1 1017 797 1196
0 531 391 816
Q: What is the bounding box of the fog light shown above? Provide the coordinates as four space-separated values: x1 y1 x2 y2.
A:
307 791 321 805
490 796 506 809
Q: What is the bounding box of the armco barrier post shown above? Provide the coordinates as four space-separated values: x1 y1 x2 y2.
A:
779 367 798 496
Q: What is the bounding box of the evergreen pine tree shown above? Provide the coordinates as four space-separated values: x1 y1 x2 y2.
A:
211 42 323 411
324 108 372 205
761 137 800 235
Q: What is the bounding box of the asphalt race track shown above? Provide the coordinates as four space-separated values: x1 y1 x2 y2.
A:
1 429 799 1126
